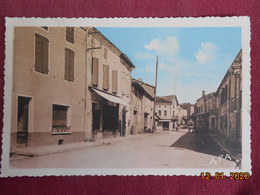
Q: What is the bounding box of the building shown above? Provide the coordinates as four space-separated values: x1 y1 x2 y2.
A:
130 79 155 134
155 95 184 131
180 103 195 120
12 27 87 149
216 50 242 142
11 26 136 151
85 27 135 139
194 91 217 133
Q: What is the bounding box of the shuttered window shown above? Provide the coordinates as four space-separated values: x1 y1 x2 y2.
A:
66 27 74 43
112 70 118 93
64 48 75 82
52 105 68 127
103 64 109 90
91 57 99 86
35 33 49 74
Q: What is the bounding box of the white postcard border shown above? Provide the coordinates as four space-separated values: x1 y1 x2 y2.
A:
1 17 251 177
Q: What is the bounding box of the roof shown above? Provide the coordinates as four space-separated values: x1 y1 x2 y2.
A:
131 79 154 100
132 78 155 98
156 95 179 105
196 92 216 102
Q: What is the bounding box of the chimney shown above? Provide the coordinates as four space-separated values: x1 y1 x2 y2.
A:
202 90 205 97
137 78 143 82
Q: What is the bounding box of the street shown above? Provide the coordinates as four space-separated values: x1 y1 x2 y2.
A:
10 129 235 169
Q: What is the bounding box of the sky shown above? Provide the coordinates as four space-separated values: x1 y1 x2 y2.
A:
97 27 241 104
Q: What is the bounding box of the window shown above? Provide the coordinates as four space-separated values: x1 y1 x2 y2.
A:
66 27 74 43
41 27 48 30
158 110 161 116
35 33 49 74
64 48 75 82
52 105 69 128
173 103 175 108
103 64 109 90
104 48 107 59
91 57 99 86
164 110 167 116
173 111 175 116
112 70 118 93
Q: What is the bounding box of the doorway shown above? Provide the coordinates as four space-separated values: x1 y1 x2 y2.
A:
92 102 100 135
17 96 31 146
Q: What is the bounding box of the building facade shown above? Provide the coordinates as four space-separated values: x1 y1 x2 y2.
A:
155 95 186 131
130 79 155 134
194 91 217 133
216 50 242 142
194 49 242 144
11 26 136 151
85 27 135 139
12 27 87 149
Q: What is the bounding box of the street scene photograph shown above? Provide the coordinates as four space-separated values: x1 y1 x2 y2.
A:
2 18 251 176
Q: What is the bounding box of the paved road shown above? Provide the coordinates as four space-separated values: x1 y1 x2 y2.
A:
10 129 235 169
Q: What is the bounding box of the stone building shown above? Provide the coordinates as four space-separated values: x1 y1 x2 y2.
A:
12 27 87 149
155 95 184 131
130 79 155 134
216 49 242 142
85 27 135 139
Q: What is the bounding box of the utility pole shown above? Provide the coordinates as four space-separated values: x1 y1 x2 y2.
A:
152 56 159 133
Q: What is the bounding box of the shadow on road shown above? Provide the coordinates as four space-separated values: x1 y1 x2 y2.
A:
170 132 225 157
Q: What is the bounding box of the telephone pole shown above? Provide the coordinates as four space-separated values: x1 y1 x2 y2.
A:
152 56 159 133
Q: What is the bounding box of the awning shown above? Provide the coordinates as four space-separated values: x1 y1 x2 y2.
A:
92 88 128 106
158 119 172 122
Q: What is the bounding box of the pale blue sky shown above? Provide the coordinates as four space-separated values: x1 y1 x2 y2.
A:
97 27 241 104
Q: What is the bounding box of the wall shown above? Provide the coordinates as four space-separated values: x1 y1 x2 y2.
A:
11 27 86 149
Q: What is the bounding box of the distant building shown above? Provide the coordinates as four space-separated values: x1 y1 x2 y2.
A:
180 103 195 120
130 79 155 134
194 91 217 133
155 95 187 131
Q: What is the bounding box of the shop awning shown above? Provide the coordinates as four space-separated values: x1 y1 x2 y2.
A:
92 88 128 106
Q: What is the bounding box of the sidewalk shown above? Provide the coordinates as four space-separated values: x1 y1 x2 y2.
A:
209 133 242 161
11 132 162 161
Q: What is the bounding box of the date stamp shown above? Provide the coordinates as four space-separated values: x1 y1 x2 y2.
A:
201 172 250 180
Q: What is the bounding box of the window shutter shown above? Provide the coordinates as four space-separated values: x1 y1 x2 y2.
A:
103 64 109 90
66 27 74 43
35 34 48 74
92 57 99 86
42 36 49 74
112 70 118 93
65 49 70 80
35 34 42 72
69 51 75 81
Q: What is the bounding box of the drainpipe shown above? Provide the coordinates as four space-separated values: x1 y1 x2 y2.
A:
82 27 90 139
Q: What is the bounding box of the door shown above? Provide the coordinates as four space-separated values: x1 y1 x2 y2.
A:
17 96 31 146
92 103 100 135
162 122 169 131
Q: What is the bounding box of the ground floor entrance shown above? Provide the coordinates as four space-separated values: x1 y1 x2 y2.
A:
16 96 31 147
